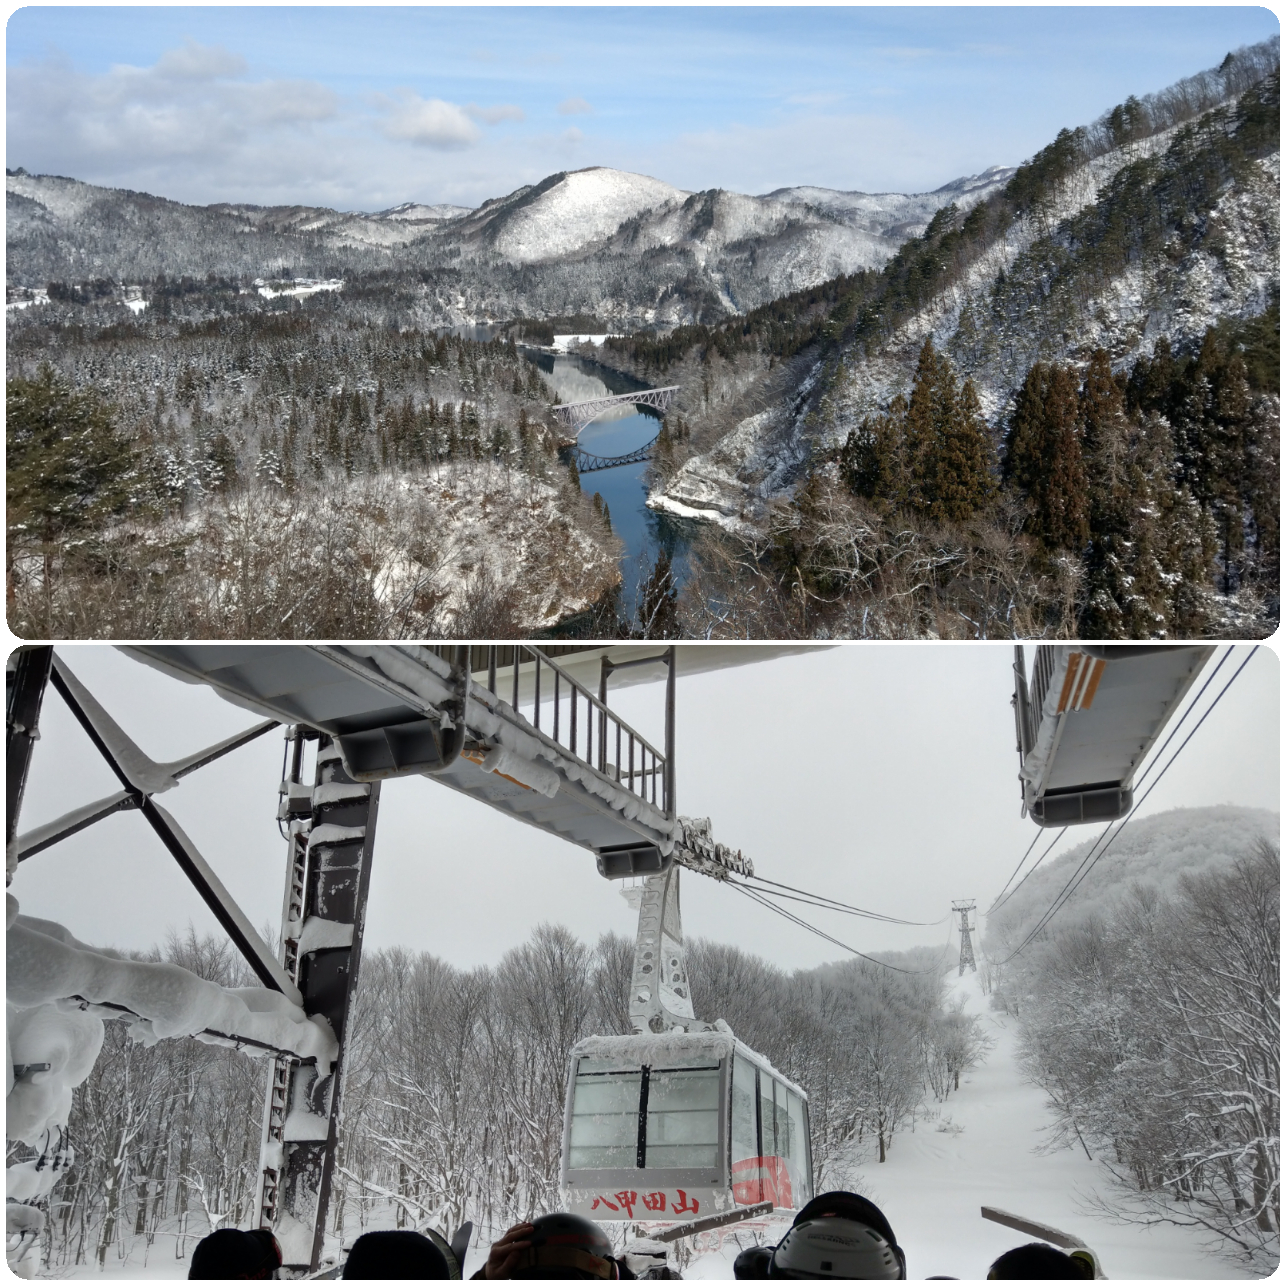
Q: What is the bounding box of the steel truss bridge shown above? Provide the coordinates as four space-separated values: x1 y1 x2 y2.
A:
574 433 660 473
551 385 680 436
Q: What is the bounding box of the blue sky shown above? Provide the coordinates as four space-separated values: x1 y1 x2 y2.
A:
6 7 1280 211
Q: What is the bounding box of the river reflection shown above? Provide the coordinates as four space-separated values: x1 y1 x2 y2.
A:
525 349 697 620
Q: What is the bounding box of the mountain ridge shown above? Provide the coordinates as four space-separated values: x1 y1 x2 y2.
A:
5 162 1015 314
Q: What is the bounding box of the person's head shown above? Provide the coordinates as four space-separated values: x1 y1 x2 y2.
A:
189 1227 282 1279
769 1192 905 1279
342 1228 460 1278
734 1245 775 1278
510 1213 619 1279
987 1243 1085 1279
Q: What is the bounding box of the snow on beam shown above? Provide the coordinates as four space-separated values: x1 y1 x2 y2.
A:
145 801 302 1004
6 896 337 1085
16 789 138 860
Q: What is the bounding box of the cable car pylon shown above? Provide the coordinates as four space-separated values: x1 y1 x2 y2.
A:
952 900 977 975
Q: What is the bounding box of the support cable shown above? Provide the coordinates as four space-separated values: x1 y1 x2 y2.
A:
994 646 1256 965
728 881 943 976
737 873 949 926
989 827 1068 913
987 829 1043 912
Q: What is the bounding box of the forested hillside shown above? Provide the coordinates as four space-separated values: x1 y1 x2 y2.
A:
23 926 981 1274
6 303 621 638
985 807 1279 1274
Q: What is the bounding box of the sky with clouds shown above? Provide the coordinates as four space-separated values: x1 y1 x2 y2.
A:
6 7 1280 212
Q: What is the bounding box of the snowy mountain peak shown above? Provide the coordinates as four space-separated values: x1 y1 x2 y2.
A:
481 167 691 263
374 201 473 222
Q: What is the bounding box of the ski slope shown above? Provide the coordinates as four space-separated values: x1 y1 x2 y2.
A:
688 970 1248 1280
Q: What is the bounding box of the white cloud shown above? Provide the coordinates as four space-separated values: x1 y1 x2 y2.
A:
466 102 526 125
380 91 481 148
151 41 246 81
558 96 592 116
242 80 339 126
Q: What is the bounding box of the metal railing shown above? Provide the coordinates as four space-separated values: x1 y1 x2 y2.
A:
1014 645 1057 758
430 646 674 818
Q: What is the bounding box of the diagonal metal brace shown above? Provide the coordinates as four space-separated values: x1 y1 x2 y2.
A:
17 789 140 861
47 657 296 1001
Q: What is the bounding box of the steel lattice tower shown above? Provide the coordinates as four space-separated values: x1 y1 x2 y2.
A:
953 900 977 975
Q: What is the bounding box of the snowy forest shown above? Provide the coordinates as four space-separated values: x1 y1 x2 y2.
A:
987 808 1280 1275
17 927 980 1275
5 311 623 639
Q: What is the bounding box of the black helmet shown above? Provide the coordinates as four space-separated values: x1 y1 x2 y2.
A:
512 1213 619 1279
189 1227 282 1279
342 1228 460 1279
987 1243 1085 1279
734 1245 775 1278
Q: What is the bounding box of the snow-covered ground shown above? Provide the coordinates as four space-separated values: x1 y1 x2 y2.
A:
685 970 1247 1281
32 968 1251 1280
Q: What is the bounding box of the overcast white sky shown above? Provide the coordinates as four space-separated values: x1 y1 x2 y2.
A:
10 644 1277 977
5 7 1280 209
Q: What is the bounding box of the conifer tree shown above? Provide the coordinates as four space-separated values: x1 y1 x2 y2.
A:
1078 351 1135 636
7 368 140 577
1003 361 1089 552
924 376 997 523
903 338 944 510
840 394 908 506
1037 365 1090 552
1001 362 1050 496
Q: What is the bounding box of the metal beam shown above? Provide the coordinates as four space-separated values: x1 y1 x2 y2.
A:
17 789 139 861
47 659 296 1000
259 737 381 1274
7 646 53 879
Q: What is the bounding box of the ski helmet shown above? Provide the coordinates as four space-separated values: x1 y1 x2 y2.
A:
511 1212 620 1279
770 1218 904 1279
792 1192 900 1250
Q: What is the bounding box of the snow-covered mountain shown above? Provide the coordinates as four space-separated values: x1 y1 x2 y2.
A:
648 73 1280 527
5 163 1013 315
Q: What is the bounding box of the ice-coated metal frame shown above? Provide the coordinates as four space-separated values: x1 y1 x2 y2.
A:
1012 644 1216 826
255 731 381 1274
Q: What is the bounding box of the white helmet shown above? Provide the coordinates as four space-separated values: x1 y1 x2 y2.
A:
770 1217 904 1279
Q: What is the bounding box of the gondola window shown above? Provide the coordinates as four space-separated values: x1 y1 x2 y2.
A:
569 1061 643 1169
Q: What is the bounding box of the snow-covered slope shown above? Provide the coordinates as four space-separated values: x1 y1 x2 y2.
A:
684 971 1250 1281
986 805 1278 952
651 91 1280 522
5 164 1014 310
374 201 472 222
465 167 689 262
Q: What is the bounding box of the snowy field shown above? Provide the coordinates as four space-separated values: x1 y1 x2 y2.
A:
687 973 1247 1281
38 970 1250 1280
